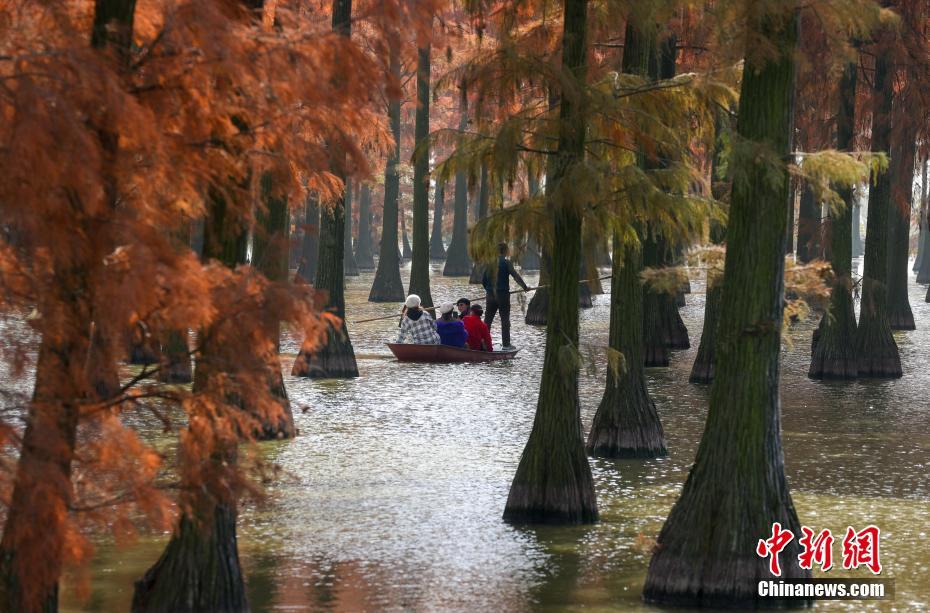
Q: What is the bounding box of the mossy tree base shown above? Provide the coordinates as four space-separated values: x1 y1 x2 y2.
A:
132 505 248 613
291 324 359 379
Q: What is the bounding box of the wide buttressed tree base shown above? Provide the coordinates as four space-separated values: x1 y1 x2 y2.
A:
586 240 666 458
689 279 721 383
643 8 812 607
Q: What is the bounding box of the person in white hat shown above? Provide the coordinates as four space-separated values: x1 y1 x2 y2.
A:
435 302 468 348
396 294 441 344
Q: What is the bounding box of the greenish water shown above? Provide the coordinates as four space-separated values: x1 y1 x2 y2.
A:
61 259 929 611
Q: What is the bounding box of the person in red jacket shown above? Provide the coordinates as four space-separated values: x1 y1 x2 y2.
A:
462 304 494 352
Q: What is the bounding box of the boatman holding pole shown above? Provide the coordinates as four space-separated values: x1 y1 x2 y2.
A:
481 242 530 350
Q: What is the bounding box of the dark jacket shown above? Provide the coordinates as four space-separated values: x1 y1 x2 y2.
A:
462 314 493 351
482 255 529 299
436 319 468 348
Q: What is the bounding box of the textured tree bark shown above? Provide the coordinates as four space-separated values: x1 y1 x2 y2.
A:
917 215 930 283
503 0 597 525
369 38 405 301
443 87 472 276
408 44 434 307
644 9 811 606
810 60 859 379
429 179 447 259
292 0 359 378
296 194 320 284
525 258 550 325
343 179 359 276
587 236 666 458
355 183 375 270
854 49 902 377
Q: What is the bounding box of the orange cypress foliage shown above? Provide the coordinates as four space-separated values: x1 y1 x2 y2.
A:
0 0 434 608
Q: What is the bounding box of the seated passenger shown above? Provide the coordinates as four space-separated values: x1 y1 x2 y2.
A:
396 294 440 344
462 304 494 352
455 297 471 318
436 302 468 347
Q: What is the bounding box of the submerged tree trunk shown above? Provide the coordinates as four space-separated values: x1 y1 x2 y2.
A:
369 38 405 302
443 87 472 276
503 0 597 525
917 214 930 283
400 209 412 261
587 238 665 458
885 124 915 330
430 179 447 259
355 183 375 270
296 194 320 284
854 49 902 377
525 258 550 325
408 44 434 308
689 279 721 383
644 10 811 607
521 175 542 271
292 0 359 379
343 179 359 276
810 60 859 379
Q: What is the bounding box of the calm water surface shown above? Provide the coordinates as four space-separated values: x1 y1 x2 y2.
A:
64 259 930 611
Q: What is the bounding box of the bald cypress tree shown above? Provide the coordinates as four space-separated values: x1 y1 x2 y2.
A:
369 36 405 302
443 85 472 276
355 183 375 269
586 18 666 460
810 59 859 378
292 0 359 379
343 179 359 276
430 179 447 259
644 7 811 606
408 44 434 308
503 0 597 524
854 46 902 377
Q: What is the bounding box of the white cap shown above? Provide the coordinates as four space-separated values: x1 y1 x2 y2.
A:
405 294 421 309
439 302 454 315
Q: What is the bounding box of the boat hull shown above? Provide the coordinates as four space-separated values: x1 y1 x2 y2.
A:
387 343 518 363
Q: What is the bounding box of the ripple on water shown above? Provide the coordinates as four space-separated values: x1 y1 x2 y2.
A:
62 261 930 611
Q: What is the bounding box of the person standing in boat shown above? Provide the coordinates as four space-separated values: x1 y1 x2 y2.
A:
397 294 440 344
462 304 493 352
481 242 529 349
436 302 468 347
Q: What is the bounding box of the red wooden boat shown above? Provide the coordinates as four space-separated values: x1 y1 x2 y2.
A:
386 343 518 363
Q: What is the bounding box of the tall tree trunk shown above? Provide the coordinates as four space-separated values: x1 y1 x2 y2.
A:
292 0 359 379
585 18 664 457
503 0 597 525
854 47 902 377
369 38 405 301
520 175 542 271
885 127 915 330
343 179 359 276
400 208 412 260
644 9 810 606
296 193 320 284
915 158 929 277
443 86 472 276
810 59 859 378
468 166 492 284
355 183 375 269
642 235 670 367
408 44 434 307
430 179 447 258
252 172 296 437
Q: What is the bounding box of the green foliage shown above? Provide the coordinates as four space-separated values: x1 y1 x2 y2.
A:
794 150 888 215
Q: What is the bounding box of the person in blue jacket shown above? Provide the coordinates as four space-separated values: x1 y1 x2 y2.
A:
436 302 468 347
